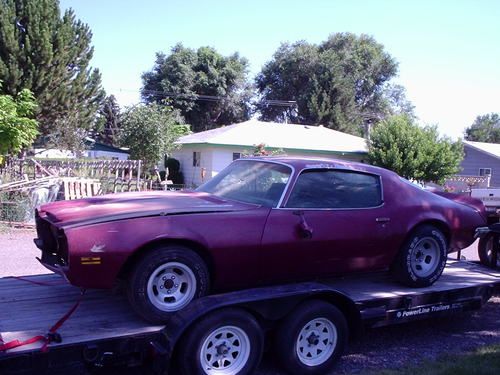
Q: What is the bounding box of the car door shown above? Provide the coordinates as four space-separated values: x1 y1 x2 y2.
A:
260 168 397 283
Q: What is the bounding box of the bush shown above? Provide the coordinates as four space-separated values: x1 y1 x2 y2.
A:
165 157 184 184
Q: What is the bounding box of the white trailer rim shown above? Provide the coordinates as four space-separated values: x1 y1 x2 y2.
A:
199 325 251 374
296 317 337 366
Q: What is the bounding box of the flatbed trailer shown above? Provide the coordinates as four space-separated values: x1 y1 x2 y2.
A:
1 260 499 375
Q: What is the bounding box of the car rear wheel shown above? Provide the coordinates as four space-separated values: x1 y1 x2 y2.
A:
478 233 500 268
177 308 263 375
273 300 348 375
392 225 447 287
127 245 209 323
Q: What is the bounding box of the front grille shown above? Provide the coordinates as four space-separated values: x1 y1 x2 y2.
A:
35 210 68 267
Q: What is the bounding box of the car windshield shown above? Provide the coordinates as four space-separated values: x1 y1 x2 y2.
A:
196 160 292 207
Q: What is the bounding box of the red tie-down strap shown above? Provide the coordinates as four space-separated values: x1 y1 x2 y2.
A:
0 289 86 353
10 276 66 287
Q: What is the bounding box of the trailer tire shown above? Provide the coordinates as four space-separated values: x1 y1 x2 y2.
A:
273 300 348 375
127 245 209 323
392 225 447 287
478 233 500 268
177 308 263 375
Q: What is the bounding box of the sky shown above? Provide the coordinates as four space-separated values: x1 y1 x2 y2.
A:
60 0 500 139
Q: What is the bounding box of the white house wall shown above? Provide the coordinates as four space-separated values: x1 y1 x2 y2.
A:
171 147 213 187
173 146 365 187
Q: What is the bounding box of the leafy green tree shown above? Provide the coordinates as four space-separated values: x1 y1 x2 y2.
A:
382 84 416 119
368 115 463 183
119 103 188 168
94 95 121 146
0 86 38 155
0 0 104 150
141 44 252 132
256 33 399 136
464 113 500 143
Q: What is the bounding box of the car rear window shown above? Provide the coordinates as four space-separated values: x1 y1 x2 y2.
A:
285 169 383 209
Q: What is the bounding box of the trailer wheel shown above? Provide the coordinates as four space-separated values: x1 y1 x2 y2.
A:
273 300 348 375
391 225 447 287
177 308 263 375
127 245 209 323
478 233 500 268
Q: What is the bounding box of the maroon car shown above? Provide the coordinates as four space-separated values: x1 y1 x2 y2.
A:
35 157 486 322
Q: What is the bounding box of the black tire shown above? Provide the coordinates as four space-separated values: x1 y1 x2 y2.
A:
478 233 500 268
273 300 348 375
127 245 209 323
177 308 264 375
392 225 447 287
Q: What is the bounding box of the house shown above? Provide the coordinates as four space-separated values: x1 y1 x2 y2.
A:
172 119 367 187
34 138 130 160
456 140 500 187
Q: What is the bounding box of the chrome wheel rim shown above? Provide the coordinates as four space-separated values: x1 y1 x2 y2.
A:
200 325 251 374
410 237 440 277
296 318 337 367
146 262 196 312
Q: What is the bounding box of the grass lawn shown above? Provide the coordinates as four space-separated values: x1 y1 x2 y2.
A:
366 344 500 375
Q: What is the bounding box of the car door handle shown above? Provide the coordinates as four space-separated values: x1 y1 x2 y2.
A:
376 217 391 223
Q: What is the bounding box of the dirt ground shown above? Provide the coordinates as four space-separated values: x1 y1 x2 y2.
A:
0 228 498 374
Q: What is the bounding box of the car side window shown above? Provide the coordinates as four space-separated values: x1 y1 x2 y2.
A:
285 169 382 209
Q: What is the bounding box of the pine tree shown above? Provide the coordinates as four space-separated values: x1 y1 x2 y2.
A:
94 95 121 146
0 0 104 150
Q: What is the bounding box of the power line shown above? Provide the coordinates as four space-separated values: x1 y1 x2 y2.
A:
118 88 297 107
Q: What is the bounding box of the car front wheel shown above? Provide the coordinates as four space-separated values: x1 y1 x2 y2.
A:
392 225 447 287
127 245 210 323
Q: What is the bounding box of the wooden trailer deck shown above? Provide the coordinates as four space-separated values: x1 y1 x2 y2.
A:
1 260 499 356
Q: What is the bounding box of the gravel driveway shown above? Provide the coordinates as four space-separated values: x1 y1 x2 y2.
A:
1 228 498 374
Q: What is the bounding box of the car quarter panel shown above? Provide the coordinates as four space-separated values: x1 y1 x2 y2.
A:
62 208 270 289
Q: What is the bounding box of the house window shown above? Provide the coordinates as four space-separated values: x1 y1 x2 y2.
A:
479 168 492 177
193 152 201 167
232 152 241 161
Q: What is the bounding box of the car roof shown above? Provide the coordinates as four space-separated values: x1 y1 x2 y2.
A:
242 156 394 176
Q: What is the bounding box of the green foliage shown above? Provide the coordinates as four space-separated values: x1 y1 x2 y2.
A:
141 44 252 132
464 113 500 143
364 344 500 375
0 86 38 155
0 0 105 151
119 103 187 168
256 33 399 136
93 95 121 146
368 115 463 183
243 143 285 157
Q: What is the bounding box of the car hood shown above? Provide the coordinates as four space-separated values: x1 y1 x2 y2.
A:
38 190 256 228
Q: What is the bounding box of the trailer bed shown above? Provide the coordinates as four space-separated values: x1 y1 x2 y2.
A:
1 260 499 356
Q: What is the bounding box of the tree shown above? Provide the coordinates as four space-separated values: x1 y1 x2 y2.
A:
0 0 104 150
141 44 252 132
119 103 188 168
256 33 399 136
464 113 500 143
368 115 463 183
0 85 38 155
94 95 121 146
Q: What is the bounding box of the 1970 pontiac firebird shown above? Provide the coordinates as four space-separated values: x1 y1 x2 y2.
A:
35 157 486 322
